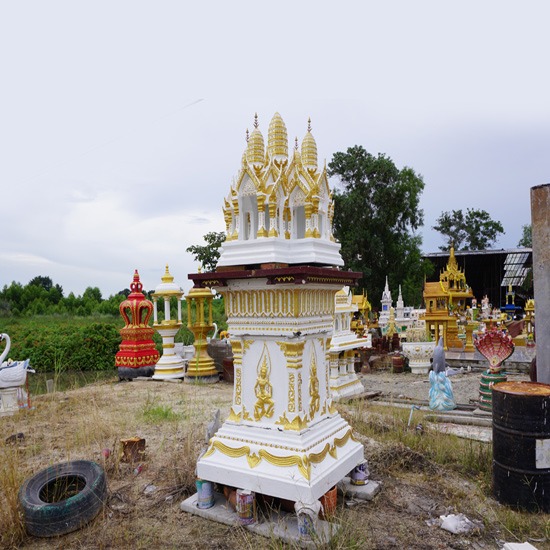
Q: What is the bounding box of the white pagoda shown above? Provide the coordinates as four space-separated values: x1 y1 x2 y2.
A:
189 113 364 506
378 276 393 328
329 287 370 400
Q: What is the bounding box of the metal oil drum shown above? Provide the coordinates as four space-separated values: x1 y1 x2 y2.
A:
492 381 550 511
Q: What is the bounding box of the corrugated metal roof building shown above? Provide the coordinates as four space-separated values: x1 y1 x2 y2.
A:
422 248 533 311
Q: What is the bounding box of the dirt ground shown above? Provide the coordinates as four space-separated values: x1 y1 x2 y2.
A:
0 372 546 550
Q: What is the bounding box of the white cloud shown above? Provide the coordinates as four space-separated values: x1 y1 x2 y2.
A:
1 1 549 296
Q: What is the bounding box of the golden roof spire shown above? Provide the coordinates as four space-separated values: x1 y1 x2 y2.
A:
447 243 458 272
245 128 249 142
246 113 265 166
301 117 318 170
268 112 288 161
161 264 174 283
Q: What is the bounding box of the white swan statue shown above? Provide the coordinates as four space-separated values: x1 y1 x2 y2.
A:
0 333 34 389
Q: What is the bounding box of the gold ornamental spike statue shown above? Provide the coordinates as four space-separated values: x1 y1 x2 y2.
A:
185 284 218 383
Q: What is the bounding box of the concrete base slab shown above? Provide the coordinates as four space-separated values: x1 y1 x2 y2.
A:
181 492 339 547
429 422 492 443
338 478 381 501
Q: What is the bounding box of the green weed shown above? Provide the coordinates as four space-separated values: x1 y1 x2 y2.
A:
142 401 182 423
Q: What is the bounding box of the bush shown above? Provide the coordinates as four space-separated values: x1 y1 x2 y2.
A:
0 317 122 372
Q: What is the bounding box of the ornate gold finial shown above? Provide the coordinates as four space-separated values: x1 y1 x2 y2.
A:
295 137 299 150
198 265 202 273
246 122 265 166
447 244 458 271
254 112 259 129
245 128 249 143
161 264 174 283
301 120 318 170
268 112 288 161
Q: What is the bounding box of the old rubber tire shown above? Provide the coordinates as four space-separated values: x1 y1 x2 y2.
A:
18 460 107 537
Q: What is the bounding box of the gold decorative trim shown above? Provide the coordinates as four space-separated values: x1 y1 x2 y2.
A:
288 372 296 412
276 412 308 431
235 368 242 405
203 428 355 481
227 407 241 422
242 406 253 421
253 345 275 421
298 372 303 411
308 353 320 419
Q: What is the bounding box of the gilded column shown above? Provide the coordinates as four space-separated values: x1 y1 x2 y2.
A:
275 340 307 430
268 203 278 237
304 203 313 238
257 196 267 237
284 205 291 239
232 200 240 240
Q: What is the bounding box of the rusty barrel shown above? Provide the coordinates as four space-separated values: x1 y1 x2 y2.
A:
492 381 550 511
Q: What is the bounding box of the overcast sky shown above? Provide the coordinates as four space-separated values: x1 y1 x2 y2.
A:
1 1 548 297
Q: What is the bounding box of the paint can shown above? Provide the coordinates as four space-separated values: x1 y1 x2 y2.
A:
350 459 370 485
196 479 214 509
294 500 321 539
236 489 255 525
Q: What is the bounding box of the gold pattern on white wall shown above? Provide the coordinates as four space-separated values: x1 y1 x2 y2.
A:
235 368 242 405
253 345 275 421
288 372 296 412
225 289 334 319
298 372 303 411
308 351 320 419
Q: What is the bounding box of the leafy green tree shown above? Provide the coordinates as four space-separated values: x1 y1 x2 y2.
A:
49 284 64 304
433 208 504 251
186 231 226 272
328 146 428 307
0 282 24 315
29 276 54 292
82 286 102 303
518 224 532 248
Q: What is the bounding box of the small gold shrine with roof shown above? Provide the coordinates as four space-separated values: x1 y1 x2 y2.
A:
423 245 473 349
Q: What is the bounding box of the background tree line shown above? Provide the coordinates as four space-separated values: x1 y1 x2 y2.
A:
0 276 131 317
0 276 227 373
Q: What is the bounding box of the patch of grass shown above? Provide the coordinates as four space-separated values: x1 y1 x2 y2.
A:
0 446 26 548
142 400 182 423
345 402 492 482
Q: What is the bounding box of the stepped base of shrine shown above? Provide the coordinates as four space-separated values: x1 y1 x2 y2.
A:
197 412 363 504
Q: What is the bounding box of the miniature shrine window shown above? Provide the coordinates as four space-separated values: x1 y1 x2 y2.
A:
293 205 305 239
241 194 258 240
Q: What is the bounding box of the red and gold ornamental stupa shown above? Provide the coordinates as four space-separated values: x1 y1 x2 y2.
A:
115 270 159 380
